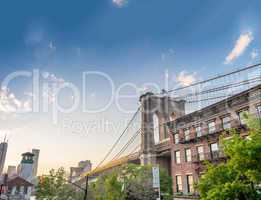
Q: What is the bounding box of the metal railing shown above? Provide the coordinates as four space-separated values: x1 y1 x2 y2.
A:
192 151 226 163
177 119 248 144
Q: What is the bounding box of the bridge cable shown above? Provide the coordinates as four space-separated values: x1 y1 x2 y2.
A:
111 129 141 161
175 76 261 100
94 107 141 171
159 62 261 95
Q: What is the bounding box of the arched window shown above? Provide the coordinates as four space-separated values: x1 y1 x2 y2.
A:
153 114 160 144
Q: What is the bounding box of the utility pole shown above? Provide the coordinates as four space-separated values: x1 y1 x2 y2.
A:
83 176 89 200
67 175 89 200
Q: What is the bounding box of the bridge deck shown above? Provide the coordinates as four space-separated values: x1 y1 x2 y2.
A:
80 139 171 178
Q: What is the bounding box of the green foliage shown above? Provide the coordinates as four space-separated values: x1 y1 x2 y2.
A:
36 167 84 200
90 171 125 200
90 164 173 200
196 116 261 200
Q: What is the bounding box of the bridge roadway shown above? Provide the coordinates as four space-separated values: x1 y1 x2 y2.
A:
80 138 171 180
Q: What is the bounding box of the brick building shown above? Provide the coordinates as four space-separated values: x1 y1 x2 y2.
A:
167 84 261 200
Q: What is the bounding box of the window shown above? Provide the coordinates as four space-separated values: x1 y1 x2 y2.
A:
222 116 231 129
257 105 261 117
238 110 248 125
196 126 202 137
16 186 20 194
187 175 194 193
185 148 191 162
24 187 28 195
153 115 160 144
184 129 190 141
176 175 183 192
174 133 179 144
197 146 204 161
210 143 219 152
10 187 13 195
210 143 219 159
175 150 181 164
208 121 216 133
20 186 24 194
163 125 168 139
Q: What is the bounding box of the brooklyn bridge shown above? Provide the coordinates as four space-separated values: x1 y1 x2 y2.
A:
73 64 261 193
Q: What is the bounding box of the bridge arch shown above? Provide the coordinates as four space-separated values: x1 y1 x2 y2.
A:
139 92 185 165
153 114 160 144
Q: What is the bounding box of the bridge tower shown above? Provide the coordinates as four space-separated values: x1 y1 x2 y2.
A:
139 92 185 166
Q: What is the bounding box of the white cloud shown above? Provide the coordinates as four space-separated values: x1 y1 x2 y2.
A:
23 100 32 112
42 71 64 83
250 49 258 59
0 88 32 114
13 98 22 108
0 71 65 115
113 0 128 7
225 31 253 64
176 71 198 86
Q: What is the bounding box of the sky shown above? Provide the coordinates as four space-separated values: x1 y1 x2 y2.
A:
0 0 261 175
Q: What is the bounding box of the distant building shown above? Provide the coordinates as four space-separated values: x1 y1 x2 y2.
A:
78 160 92 172
7 166 17 177
18 152 34 182
0 141 8 175
69 160 92 182
16 164 21 176
32 149 40 177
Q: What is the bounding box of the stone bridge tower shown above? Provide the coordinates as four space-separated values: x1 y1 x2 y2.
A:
139 92 185 165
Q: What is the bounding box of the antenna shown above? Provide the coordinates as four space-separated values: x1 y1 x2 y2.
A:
3 134 7 143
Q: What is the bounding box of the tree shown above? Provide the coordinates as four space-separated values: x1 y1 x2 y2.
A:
196 116 261 200
36 167 84 200
90 164 173 200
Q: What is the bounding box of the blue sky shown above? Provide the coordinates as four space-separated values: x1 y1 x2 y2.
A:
0 0 261 174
